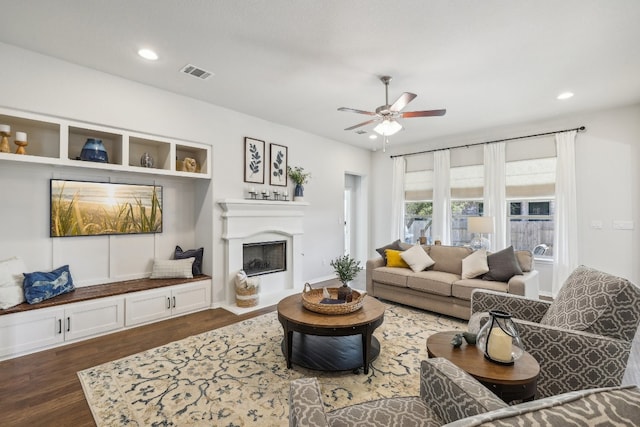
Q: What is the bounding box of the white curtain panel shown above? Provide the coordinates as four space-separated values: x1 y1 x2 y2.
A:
391 156 406 241
552 130 579 296
483 142 507 251
433 150 452 245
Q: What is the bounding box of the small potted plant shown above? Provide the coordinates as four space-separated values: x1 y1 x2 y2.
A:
287 166 311 201
330 254 363 302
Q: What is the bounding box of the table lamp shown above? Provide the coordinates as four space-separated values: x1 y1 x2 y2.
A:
468 216 494 251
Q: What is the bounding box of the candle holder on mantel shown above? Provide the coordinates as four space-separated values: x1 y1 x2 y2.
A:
14 132 28 155
0 130 10 153
476 310 523 365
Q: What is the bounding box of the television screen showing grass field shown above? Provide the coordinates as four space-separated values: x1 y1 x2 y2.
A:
50 180 163 237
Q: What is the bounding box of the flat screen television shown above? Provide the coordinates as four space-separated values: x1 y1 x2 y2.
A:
50 179 163 237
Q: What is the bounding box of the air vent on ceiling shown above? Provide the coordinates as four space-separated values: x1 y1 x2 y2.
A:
180 64 213 80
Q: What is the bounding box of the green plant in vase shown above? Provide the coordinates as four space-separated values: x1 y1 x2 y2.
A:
330 254 363 302
287 166 311 201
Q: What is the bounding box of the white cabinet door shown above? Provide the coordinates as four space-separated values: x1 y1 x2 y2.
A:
172 280 211 316
0 307 64 359
125 288 172 326
64 297 125 342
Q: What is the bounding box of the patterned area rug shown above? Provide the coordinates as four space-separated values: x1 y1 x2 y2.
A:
78 303 465 426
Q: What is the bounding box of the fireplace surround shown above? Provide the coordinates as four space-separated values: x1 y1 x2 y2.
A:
219 199 308 313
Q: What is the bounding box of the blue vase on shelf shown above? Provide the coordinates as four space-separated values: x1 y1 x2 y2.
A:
294 184 304 201
80 138 109 163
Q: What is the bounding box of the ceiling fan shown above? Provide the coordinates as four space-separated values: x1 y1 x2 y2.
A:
338 76 446 137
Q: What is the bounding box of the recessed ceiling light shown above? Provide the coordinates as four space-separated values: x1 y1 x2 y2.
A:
369 134 378 139
138 48 158 61
557 92 574 100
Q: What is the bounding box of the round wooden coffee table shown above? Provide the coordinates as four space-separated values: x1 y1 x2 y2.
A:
427 331 540 403
277 293 385 374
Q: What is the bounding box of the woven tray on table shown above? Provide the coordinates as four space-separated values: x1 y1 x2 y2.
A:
301 282 365 315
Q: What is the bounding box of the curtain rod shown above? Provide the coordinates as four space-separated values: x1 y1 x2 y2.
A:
389 126 586 158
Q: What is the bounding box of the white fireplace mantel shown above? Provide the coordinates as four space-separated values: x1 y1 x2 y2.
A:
218 199 309 314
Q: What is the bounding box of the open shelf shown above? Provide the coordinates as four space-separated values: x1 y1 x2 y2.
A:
0 107 211 179
69 125 123 165
129 135 171 170
0 113 60 159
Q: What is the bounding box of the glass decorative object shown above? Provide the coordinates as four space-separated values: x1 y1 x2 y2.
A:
140 152 154 168
476 310 523 365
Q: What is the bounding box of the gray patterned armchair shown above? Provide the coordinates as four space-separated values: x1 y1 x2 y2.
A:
470 265 640 399
289 357 640 426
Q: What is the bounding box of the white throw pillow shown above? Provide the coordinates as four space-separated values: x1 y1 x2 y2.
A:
400 245 435 272
0 256 27 309
461 249 489 279
150 257 195 279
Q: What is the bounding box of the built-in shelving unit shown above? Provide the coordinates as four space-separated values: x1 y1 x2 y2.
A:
0 107 211 178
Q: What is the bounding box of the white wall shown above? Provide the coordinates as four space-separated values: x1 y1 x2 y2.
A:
0 42 371 303
371 103 640 293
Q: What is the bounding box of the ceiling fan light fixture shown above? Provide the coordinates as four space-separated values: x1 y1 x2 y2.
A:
374 119 402 136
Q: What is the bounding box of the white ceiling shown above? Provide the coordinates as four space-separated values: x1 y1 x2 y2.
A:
1 0 639 150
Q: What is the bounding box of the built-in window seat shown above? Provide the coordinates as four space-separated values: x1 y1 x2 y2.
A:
0 275 213 361
0 275 212 316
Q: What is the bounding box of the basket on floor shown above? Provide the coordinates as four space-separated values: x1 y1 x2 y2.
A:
301 282 365 315
235 271 260 308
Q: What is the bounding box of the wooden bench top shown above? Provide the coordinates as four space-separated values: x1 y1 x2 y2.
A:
0 275 212 316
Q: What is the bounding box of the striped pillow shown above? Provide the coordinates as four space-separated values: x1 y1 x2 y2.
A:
150 258 194 279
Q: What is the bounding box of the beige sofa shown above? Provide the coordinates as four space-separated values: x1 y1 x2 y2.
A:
366 243 539 320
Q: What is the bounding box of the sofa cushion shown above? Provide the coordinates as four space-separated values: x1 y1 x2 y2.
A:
327 396 440 427
385 249 410 268
444 385 640 427
420 358 506 424
461 249 489 279
401 245 435 272
482 246 522 282
371 267 413 288
452 279 508 301
429 245 472 275
376 239 410 262
407 271 458 296
540 265 631 334
514 250 533 272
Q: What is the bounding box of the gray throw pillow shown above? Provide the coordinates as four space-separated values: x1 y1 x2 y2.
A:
482 246 523 282
175 246 204 276
375 239 404 262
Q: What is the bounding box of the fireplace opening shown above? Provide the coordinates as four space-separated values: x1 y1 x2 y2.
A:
243 240 287 277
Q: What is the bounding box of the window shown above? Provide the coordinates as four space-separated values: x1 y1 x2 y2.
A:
506 155 556 258
451 200 483 246
508 200 554 258
450 157 484 246
403 153 434 243
404 201 432 244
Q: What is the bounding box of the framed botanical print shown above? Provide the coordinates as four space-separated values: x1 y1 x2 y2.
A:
244 137 265 183
269 143 288 186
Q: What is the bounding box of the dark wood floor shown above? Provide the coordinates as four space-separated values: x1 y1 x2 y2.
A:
0 306 274 427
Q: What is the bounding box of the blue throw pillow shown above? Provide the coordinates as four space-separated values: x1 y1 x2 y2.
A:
23 265 75 304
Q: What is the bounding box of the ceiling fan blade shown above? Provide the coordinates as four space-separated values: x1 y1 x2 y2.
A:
401 109 447 118
337 107 376 116
344 119 378 131
390 92 417 112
